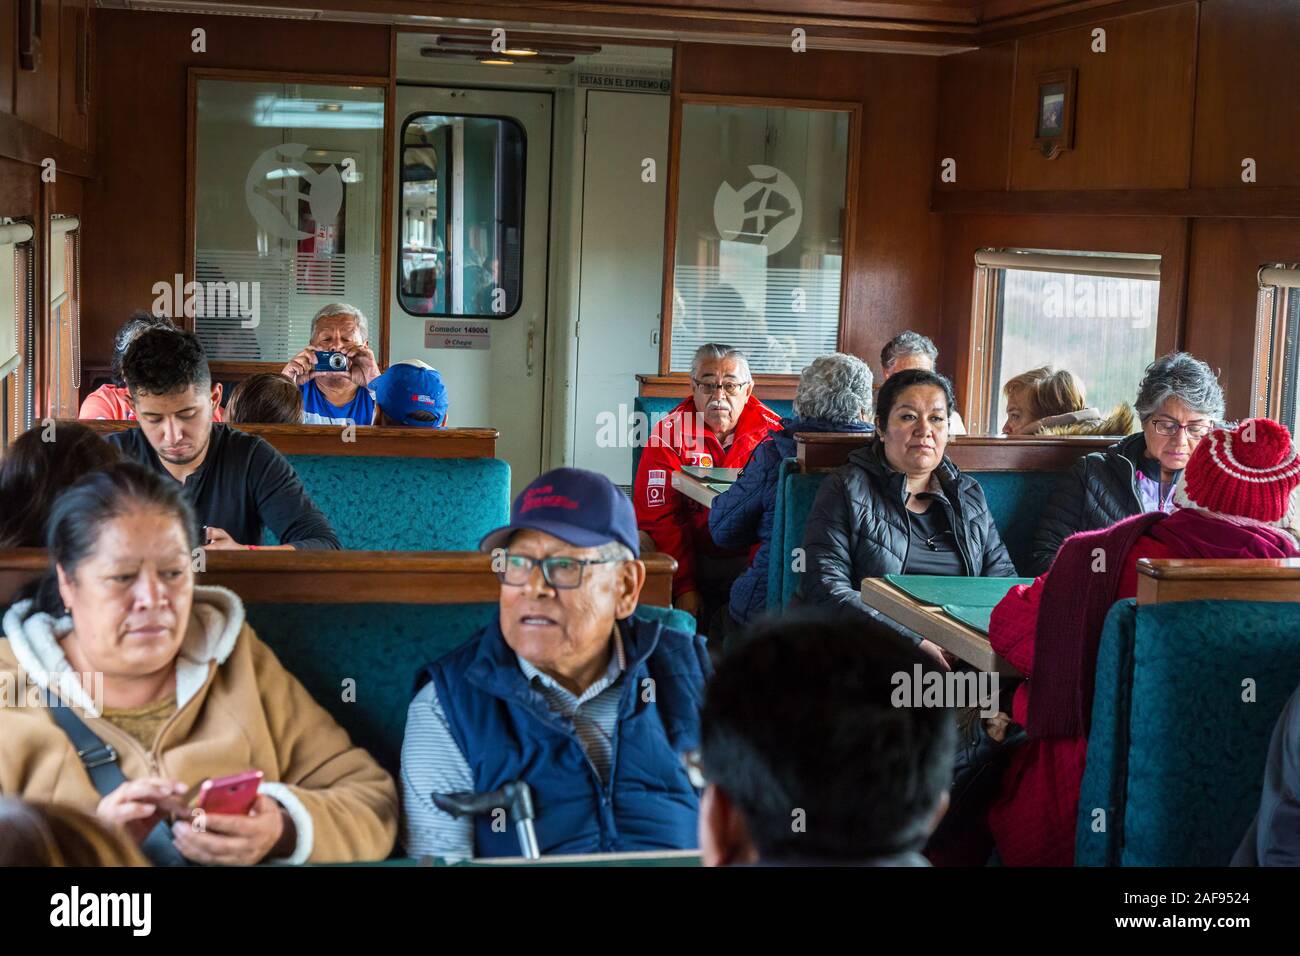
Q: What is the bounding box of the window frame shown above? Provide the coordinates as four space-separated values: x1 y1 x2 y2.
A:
395 110 528 322
967 247 1164 434
1253 265 1300 432
659 92 862 379
1 220 36 447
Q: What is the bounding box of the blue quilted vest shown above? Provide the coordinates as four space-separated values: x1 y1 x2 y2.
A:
425 614 709 857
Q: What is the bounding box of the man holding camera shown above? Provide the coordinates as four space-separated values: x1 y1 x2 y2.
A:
281 303 382 425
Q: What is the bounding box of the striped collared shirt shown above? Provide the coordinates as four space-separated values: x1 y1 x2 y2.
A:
400 629 627 860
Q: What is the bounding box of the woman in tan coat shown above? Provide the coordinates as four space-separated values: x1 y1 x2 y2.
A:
0 462 397 865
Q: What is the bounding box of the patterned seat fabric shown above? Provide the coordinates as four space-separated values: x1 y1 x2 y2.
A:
268 456 511 550
1077 599 1300 866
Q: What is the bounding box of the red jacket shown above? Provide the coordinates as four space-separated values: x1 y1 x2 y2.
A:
988 507 1300 866
985 537 1178 867
633 395 781 598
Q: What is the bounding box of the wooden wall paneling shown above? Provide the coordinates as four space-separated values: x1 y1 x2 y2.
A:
1007 3 1197 191
80 11 390 382
933 43 1015 193
57 0 88 151
938 214 1188 423
14 0 59 137
1191 0 1300 189
1183 218 1300 421
674 43 943 380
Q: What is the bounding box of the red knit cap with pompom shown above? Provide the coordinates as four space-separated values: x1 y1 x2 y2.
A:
1175 418 1300 528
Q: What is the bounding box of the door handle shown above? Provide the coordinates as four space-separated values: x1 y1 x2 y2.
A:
526 319 536 377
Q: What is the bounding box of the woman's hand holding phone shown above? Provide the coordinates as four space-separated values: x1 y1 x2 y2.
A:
172 794 293 865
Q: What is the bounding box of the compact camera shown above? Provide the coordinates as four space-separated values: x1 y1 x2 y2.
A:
315 350 350 373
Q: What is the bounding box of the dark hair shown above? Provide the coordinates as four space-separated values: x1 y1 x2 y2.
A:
700 612 955 862
875 367 957 427
111 310 175 387
121 327 211 397
0 797 147 866
0 423 121 548
226 373 303 424
30 462 200 615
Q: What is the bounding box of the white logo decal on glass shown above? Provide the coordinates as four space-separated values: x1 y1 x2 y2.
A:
244 143 343 241
712 164 803 256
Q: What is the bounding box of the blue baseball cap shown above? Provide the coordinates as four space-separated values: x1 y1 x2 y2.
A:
372 360 449 427
479 468 639 557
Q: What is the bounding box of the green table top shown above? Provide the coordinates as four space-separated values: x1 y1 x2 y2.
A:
941 604 996 635
883 574 1033 608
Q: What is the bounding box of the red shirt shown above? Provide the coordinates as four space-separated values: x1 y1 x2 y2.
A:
633 395 781 598
79 383 224 422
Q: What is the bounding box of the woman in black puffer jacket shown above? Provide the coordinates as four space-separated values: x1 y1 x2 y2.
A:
796 369 1016 663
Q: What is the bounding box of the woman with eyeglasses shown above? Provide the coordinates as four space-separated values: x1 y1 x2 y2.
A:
1027 352 1225 576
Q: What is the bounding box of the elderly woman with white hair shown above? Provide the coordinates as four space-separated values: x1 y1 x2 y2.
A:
280 303 382 425
709 353 875 632
1028 351 1226 575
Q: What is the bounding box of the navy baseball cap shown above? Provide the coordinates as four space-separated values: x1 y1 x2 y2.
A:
372 360 449 427
479 468 640 557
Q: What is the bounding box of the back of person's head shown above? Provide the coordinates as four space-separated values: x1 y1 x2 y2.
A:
0 798 147 866
1003 366 1087 421
111 311 175 387
793 353 873 423
880 331 938 375
874 367 957 428
226 372 303 424
29 461 199 616
699 613 955 864
122 327 211 397
0 422 121 548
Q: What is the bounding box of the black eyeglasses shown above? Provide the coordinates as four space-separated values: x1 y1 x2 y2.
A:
496 553 619 590
691 378 750 397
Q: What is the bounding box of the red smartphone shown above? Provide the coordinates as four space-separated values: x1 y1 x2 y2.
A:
194 770 264 816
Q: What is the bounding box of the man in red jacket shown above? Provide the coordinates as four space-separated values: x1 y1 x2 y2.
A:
633 344 781 626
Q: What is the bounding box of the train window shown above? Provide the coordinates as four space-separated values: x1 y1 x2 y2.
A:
971 249 1161 433
0 220 34 446
192 78 386 362
398 114 525 319
1253 268 1300 432
48 216 81 419
668 101 852 374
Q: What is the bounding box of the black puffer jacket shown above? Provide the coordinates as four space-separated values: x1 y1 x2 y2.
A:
1027 431 1147 576
796 442 1017 625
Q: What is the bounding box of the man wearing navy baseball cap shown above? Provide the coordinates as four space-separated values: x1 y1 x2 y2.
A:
401 468 711 859
372 359 449 427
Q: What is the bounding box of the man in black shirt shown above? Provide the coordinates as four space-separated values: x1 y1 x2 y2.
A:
109 327 339 550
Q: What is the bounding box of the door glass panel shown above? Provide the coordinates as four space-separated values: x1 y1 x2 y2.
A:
193 79 385 361
399 114 526 318
670 102 850 374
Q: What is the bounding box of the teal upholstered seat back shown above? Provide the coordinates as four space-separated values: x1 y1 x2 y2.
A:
765 467 1061 605
630 395 795 476
248 602 696 779
964 471 1058 575
1077 599 1300 866
268 455 510 550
